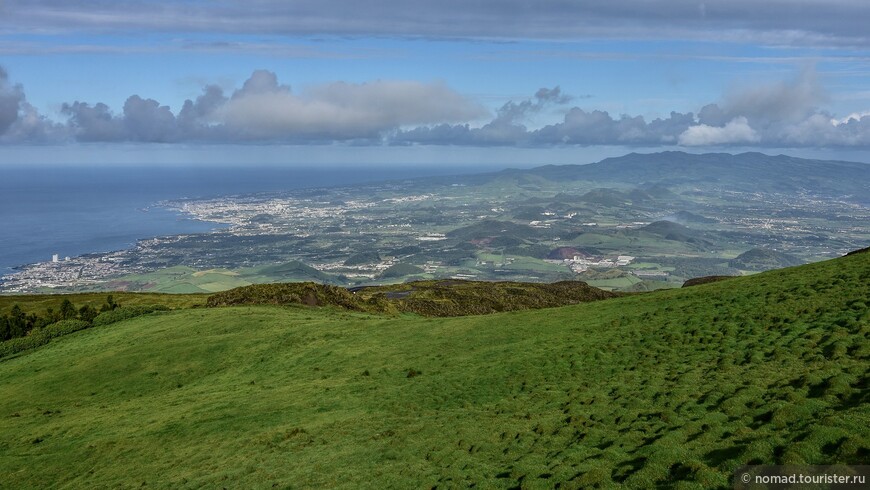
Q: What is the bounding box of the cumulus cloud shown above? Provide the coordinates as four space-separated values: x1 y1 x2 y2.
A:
394 69 870 149
683 68 869 148
832 111 870 126
391 107 697 147
0 68 25 134
704 66 826 128
61 102 124 142
53 70 487 143
0 67 65 143
4 1 870 47
215 73 488 141
2 65 870 148
678 117 760 146
533 109 697 146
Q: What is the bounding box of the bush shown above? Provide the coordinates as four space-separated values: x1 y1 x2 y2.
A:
42 319 91 339
0 320 90 359
206 283 370 312
0 306 170 359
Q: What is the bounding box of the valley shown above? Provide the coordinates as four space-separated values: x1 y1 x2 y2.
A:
3 152 867 294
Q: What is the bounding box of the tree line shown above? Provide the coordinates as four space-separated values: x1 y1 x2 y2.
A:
0 295 120 341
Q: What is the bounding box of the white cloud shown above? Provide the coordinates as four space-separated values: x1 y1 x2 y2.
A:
678 117 761 146
831 111 870 126
217 76 489 141
53 70 488 143
3 65 870 149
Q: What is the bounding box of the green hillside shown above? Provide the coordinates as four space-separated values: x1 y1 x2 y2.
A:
0 291 208 317
729 248 804 271
0 252 868 488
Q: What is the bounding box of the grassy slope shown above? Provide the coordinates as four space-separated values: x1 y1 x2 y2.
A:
0 291 209 317
0 253 868 488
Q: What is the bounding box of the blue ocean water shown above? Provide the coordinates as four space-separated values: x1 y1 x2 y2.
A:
0 165 489 275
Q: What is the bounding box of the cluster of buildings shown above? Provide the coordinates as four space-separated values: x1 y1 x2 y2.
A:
547 254 635 273
1 253 121 292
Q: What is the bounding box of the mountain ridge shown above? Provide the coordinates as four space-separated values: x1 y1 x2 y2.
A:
493 151 870 196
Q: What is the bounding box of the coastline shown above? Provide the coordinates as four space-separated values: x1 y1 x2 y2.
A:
0 164 495 287
0 204 230 293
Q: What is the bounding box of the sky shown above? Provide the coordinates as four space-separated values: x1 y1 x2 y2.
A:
1 0 870 166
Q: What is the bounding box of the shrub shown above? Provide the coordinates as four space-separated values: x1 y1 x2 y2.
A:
0 306 170 359
42 319 91 339
0 320 90 359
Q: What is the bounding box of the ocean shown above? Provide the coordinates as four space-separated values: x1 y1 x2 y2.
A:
0 164 490 275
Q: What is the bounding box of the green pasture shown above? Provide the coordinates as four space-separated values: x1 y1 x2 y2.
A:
0 252 867 488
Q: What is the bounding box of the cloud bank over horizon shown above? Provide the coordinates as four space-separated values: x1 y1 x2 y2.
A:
1 66 869 149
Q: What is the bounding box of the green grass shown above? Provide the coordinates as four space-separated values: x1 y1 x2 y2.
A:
477 253 568 272
95 261 340 294
0 291 209 317
0 253 868 488
585 276 642 289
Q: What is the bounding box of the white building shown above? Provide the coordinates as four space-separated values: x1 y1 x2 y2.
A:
616 255 635 266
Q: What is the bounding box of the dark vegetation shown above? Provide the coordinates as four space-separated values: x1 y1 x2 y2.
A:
638 220 715 248
682 275 735 287
729 248 803 271
547 246 593 260
343 250 382 266
0 291 208 318
206 279 618 317
643 256 738 279
846 246 870 256
446 219 540 242
205 282 392 312
1 295 120 342
0 296 169 359
254 260 337 283
360 279 618 316
378 263 425 278
504 243 553 259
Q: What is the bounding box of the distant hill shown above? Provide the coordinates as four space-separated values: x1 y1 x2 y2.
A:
637 220 714 248
446 219 540 242
682 275 735 287
379 263 425 279
846 246 870 256
547 246 593 260
503 151 870 198
638 183 681 200
578 188 632 207
254 260 337 283
344 250 382 266
512 205 547 220
662 210 717 224
729 248 803 271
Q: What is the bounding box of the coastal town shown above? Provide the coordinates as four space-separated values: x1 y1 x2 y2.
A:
2 160 867 293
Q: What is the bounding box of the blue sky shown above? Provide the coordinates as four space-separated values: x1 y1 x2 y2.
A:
1 1 870 165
